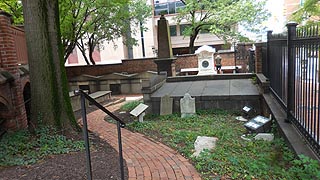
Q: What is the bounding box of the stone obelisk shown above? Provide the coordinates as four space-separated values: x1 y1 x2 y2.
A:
153 15 176 76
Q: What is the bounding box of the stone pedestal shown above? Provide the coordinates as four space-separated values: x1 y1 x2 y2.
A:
154 57 176 77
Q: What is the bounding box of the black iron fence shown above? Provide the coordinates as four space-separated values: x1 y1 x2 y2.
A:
265 23 320 157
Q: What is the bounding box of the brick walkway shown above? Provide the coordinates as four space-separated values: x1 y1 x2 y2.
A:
82 102 202 180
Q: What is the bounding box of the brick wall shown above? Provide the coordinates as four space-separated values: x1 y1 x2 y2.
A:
65 51 249 78
66 54 199 78
0 11 28 131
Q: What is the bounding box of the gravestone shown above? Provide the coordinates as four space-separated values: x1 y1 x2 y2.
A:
180 93 196 118
130 103 149 122
160 94 173 115
195 45 216 75
192 136 218 157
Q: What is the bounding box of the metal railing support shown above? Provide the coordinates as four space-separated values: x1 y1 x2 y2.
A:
80 92 92 180
75 89 126 180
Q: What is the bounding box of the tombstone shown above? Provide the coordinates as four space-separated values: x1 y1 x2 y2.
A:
160 94 173 115
192 136 218 157
130 103 149 122
180 93 196 118
195 45 216 75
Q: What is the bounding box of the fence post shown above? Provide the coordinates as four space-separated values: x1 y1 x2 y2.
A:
286 22 298 122
266 30 273 78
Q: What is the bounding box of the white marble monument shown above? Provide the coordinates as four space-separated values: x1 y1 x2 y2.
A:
195 45 216 75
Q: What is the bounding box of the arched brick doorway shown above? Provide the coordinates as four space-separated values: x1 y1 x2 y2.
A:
0 97 9 136
23 82 31 126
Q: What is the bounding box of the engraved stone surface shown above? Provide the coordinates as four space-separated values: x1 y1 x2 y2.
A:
160 94 173 115
195 45 216 75
180 93 196 118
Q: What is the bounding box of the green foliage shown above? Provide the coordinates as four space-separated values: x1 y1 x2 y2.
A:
120 100 141 112
0 0 23 24
291 0 320 25
127 110 320 179
0 126 84 166
59 0 152 63
177 0 269 53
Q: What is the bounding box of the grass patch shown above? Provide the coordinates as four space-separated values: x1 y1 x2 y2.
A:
0 126 84 167
127 110 320 179
120 100 141 112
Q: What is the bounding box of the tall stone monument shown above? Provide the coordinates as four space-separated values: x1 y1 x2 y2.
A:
153 15 176 76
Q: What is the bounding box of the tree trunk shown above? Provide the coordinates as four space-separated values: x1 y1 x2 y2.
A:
189 34 197 54
22 0 77 131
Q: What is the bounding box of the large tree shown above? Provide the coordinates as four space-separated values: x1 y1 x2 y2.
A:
291 0 320 25
22 0 76 130
60 0 151 64
177 0 269 53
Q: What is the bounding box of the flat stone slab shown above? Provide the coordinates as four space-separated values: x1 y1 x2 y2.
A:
192 136 218 157
151 79 259 98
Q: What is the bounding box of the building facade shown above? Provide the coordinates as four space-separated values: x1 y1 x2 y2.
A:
65 0 224 66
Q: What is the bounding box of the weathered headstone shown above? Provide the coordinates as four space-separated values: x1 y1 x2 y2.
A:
180 93 196 118
160 94 173 115
192 136 218 157
130 103 148 122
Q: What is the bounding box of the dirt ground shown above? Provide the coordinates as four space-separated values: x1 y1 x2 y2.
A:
0 96 133 180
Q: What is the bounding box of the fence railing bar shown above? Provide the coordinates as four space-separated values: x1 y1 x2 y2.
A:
75 89 126 180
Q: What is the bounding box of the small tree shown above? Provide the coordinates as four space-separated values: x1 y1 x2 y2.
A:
60 0 151 65
177 0 269 53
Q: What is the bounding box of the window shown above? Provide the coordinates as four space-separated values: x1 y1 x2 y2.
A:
154 1 186 16
170 25 177 36
154 3 168 16
180 24 190 35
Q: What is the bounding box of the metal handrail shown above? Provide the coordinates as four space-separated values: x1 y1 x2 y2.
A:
74 89 125 180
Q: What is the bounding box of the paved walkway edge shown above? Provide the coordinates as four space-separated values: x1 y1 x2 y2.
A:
83 109 202 180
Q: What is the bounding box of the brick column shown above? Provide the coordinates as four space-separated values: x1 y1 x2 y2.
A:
0 10 27 130
254 43 265 73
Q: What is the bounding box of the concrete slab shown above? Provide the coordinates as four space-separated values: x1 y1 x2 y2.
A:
188 81 206 97
230 79 259 95
171 81 193 97
151 82 178 97
151 79 259 98
202 80 230 96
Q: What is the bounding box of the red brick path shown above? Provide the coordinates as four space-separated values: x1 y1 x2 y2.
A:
82 103 202 180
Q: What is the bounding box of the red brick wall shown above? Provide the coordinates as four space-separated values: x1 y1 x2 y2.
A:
66 55 199 78
0 11 28 131
66 51 251 78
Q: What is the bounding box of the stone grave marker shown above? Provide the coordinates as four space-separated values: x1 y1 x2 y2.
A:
130 103 148 122
160 94 173 115
195 45 216 75
180 93 196 118
192 136 218 157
